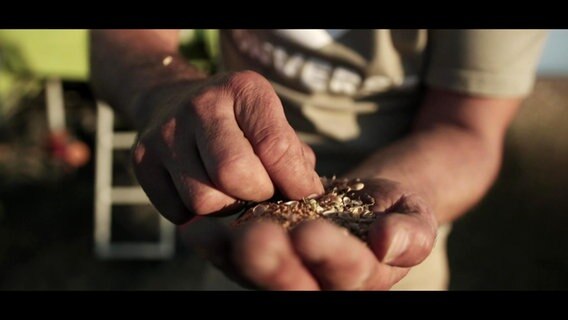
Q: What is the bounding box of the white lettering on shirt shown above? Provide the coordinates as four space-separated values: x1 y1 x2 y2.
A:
230 30 418 97
301 58 332 92
329 67 362 95
273 47 305 78
361 75 392 94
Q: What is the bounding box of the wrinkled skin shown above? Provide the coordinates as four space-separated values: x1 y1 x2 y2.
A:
182 178 437 290
91 30 525 291
132 71 323 224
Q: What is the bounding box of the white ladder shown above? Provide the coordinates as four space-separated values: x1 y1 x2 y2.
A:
94 102 175 259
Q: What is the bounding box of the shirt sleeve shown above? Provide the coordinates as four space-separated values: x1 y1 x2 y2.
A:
425 29 548 98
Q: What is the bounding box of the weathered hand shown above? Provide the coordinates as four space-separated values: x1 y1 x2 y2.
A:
184 178 438 290
132 70 323 224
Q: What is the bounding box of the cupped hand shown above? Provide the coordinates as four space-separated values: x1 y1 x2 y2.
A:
132 70 324 224
185 178 438 290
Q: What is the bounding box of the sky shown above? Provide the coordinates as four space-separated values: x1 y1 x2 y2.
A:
538 30 568 75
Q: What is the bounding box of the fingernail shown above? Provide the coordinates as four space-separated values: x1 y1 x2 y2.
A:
384 231 410 264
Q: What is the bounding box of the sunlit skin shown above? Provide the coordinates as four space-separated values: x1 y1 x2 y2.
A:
91 30 522 290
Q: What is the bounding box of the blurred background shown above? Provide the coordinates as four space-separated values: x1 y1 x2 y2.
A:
0 30 567 290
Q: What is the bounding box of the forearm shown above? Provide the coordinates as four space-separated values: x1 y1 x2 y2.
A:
347 89 521 224
348 125 500 224
89 29 205 129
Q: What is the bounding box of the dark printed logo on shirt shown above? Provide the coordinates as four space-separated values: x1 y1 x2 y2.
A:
230 29 419 98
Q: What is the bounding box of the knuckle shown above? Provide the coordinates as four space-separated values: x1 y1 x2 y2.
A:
227 70 270 91
131 140 147 166
226 71 279 112
301 142 315 155
190 88 217 107
131 133 163 168
159 117 177 151
301 143 316 164
188 188 227 215
198 116 227 145
136 182 192 225
236 223 283 269
134 124 176 165
255 129 300 169
215 154 250 188
290 225 317 257
290 220 329 257
214 154 273 199
190 87 231 117
241 224 279 253
265 270 290 288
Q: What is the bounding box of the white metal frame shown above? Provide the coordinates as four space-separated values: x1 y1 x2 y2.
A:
94 102 175 259
45 78 66 132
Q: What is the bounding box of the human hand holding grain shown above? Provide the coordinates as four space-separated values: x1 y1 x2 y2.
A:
132 70 324 224
92 30 521 291
185 177 438 290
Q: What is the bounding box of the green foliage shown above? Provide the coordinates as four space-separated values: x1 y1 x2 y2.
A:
0 30 220 118
0 30 88 118
179 29 219 74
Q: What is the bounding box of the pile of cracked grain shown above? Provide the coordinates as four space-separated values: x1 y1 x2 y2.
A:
233 176 376 241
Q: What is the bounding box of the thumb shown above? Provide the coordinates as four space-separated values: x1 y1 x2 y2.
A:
229 71 324 199
368 196 437 267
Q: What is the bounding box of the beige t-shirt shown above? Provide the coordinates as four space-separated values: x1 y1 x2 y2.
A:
219 29 547 175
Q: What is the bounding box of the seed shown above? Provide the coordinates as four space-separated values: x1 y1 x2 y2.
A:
351 182 365 191
332 195 342 205
362 210 374 217
351 207 364 216
351 200 362 206
232 176 378 242
252 205 266 216
321 209 337 216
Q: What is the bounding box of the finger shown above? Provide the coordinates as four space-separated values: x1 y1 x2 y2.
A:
180 217 256 288
230 71 324 199
165 141 241 216
232 221 319 290
132 141 192 224
193 89 274 202
180 216 230 268
369 194 438 267
301 142 316 170
291 220 408 290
